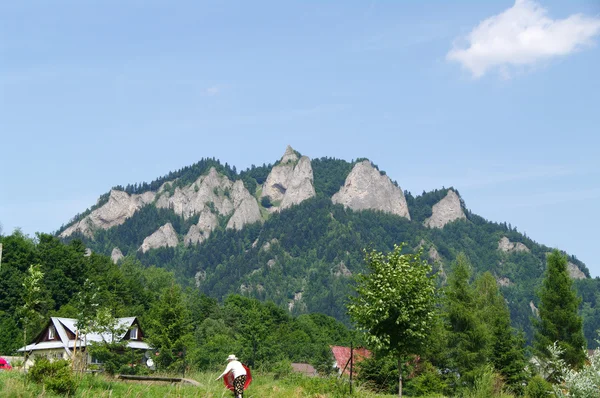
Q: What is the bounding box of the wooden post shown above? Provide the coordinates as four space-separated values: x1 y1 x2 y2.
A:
349 342 353 395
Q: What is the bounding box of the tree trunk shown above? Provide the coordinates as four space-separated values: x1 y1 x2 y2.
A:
398 357 403 398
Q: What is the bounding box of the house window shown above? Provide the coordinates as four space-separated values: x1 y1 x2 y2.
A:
130 326 138 340
48 326 55 340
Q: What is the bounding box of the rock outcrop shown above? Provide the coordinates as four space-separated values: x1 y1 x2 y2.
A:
155 167 261 234
331 160 411 219
261 146 316 211
111 247 124 264
60 190 156 238
498 237 530 253
139 223 179 253
184 211 218 246
423 189 466 228
567 262 587 280
496 276 512 287
155 167 235 218
226 180 262 229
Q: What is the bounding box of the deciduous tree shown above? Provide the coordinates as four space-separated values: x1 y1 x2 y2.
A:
348 244 436 398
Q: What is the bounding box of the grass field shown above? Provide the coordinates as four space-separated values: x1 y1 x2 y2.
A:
0 370 403 398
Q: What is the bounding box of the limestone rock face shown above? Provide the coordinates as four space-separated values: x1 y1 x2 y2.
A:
111 247 124 264
139 223 179 253
227 180 262 229
332 160 411 219
261 146 316 211
155 167 261 236
423 189 466 228
496 276 512 287
185 211 218 246
60 190 156 238
155 168 234 218
498 237 530 253
567 262 587 280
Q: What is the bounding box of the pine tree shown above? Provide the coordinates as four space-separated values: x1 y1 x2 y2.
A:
534 250 586 369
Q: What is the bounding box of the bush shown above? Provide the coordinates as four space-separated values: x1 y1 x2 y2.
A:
261 196 273 209
270 359 293 379
525 375 552 398
356 353 398 394
28 358 76 396
404 361 447 397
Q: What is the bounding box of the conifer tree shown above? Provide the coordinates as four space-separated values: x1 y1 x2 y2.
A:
534 250 586 369
475 272 528 394
442 254 490 388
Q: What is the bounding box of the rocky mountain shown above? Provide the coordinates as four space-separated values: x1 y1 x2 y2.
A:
332 160 411 219
423 189 466 228
57 146 596 344
261 146 316 211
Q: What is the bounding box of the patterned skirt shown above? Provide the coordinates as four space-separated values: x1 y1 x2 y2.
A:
233 374 247 395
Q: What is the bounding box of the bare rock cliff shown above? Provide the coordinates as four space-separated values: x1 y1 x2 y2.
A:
331 160 411 219
261 146 316 211
498 237 530 253
60 190 156 238
155 167 234 218
111 247 124 264
227 180 262 229
139 223 179 253
567 262 587 280
185 211 218 246
423 189 466 228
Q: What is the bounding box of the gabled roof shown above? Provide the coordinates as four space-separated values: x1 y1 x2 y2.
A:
331 346 372 375
18 317 149 353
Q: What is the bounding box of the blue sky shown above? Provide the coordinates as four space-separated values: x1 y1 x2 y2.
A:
1 1 599 275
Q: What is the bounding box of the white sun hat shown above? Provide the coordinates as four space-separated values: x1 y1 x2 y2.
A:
227 354 238 361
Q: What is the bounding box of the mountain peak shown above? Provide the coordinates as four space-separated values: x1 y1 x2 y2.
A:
281 145 299 164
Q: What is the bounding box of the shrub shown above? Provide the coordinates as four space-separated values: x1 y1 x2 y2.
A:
28 358 76 396
261 196 273 209
462 366 512 398
404 361 447 397
525 375 552 398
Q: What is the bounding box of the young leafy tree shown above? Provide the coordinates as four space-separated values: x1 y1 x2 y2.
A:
20 264 45 364
348 244 436 398
534 250 586 369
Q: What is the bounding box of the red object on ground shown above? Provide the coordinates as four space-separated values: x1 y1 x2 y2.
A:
0 357 12 370
223 364 252 391
330 346 372 375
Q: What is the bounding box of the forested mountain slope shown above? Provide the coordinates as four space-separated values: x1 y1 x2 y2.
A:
56 146 600 345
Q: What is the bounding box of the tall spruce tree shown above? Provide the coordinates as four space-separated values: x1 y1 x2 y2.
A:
534 250 586 369
442 254 490 388
475 272 528 394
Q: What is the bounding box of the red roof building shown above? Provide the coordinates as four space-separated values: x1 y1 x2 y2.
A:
330 345 371 375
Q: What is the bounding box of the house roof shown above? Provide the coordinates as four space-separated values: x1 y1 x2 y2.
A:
331 346 372 375
18 317 148 353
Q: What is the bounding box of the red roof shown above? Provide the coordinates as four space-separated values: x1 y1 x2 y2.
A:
330 346 371 375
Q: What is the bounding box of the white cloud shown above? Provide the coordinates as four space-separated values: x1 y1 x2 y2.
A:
447 0 600 78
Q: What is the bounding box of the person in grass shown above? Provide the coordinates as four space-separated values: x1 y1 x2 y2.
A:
216 354 247 398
